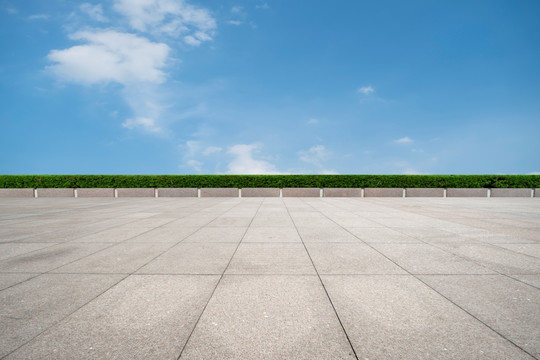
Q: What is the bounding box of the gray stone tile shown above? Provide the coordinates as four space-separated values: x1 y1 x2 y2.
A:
207 217 252 227
419 275 540 358
447 188 488 197
116 188 155 197
52 242 172 274
6 275 220 360
0 273 123 358
282 188 321 197
157 188 198 197
126 226 200 243
371 243 495 274
0 243 112 273
200 188 239 197
406 188 445 197
323 188 363 197
491 188 533 197
243 226 301 242
436 243 540 274
494 243 540 259
348 227 420 243
226 243 315 274
179 275 356 359
0 243 57 261
241 188 280 197
72 226 154 243
76 188 114 197
0 189 34 198
512 275 540 289
364 188 403 197
305 243 406 274
183 227 246 243
296 225 360 242
322 275 534 359
138 243 237 274
0 273 38 291
36 188 74 198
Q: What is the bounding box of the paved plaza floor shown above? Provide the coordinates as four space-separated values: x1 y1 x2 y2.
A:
0 197 539 359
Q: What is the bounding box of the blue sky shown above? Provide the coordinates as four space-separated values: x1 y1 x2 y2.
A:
1 0 539 175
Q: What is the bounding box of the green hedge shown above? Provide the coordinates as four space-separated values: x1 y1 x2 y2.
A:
0 175 538 188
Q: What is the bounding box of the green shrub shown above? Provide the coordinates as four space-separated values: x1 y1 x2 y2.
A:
0 175 538 188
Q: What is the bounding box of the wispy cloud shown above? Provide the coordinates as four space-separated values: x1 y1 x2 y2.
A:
357 85 375 95
6 7 18 14
47 30 170 85
227 20 243 26
256 3 270 10
307 118 318 125
394 136 413 144
80 3 108 22
46 0 216 135
299 145 330 167
122 117 162 133
202 146 222 155
28 14 49 20
227 144 281 174
231 6 243 14
113 0 216 44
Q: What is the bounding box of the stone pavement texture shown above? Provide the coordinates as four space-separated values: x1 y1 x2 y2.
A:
0 198 539 360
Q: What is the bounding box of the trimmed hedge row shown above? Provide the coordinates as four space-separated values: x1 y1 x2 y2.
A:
0 175 539 189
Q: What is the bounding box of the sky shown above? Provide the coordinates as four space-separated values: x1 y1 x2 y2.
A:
1 0 539 175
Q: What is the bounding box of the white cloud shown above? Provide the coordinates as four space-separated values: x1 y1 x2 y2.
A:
395 136 413 144
28 14 49 20
402 168 422 175
113 0 216 44
299 145 330 166
528 172 540 175
357 86 375 95
122 117 162 133
187 159 203 172
320 169 339 175
227 144 281 174
202 146 222 155
47 30 170 85
307 118 318 125
227 20 243 26
80 3 108 22
231 6 243 14
256 3 270 10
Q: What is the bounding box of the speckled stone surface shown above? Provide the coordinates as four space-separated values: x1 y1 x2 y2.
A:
1 197 539 359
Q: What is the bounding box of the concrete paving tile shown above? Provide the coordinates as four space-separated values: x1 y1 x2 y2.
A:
296 225 360 242
250 216 296 227
495 243 540 259
72 226 154 243
6 275 220 360
348 227 420 243
436 243 540 274
226 243 315 274
207 217 252 227
183 227 246 243
371 243 495 274
419 275 540 358
138 243 237 274
0 273 123 358
512 275 540 289
0 243 57 261
243 226 301 242
0 243 112 273
305 243 406 274
126 226 200 243
179 275 356 360
52 243 172 274
0 273 38 291
390 227 458 241
322 275 535 360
